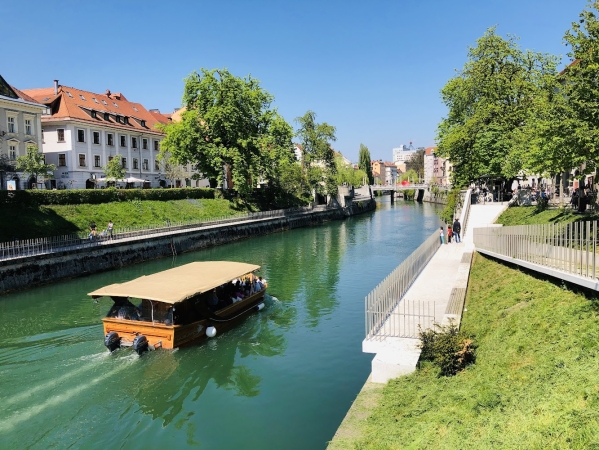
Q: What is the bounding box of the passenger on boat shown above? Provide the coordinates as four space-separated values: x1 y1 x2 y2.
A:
207 289 220 308
259 277 267 288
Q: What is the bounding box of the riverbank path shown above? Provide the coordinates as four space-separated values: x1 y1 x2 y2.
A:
328 202 508 448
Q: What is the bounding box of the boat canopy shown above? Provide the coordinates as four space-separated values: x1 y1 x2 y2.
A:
88 261 261 304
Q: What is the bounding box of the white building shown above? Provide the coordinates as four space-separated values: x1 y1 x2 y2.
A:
392 144 416 163
0 74 47 189
23 81 176 189
383 161 398 185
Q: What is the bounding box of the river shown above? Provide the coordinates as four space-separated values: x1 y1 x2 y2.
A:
0 198 441 449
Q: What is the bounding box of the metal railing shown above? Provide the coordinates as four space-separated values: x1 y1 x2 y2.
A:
459 188 472 235
365 230 440 339
474 221 599 280
0 204 333 261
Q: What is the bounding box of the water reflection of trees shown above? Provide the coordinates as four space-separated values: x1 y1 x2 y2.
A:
128 303 285 427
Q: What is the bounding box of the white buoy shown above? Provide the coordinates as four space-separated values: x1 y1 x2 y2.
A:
256 303 265 311
206 326 217 338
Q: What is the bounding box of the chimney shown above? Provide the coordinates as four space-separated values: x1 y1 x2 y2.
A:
53 80 58 95
105 89 111 98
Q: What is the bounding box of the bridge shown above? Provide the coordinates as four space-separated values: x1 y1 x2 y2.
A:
370 183 433 192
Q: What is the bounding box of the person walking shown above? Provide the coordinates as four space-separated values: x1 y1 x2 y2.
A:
439 226 445 245
89 221 97 240
453 218 461 243
107 220 114 239
447 224 453 243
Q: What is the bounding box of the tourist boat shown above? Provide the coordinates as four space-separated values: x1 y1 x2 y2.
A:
88 261 267 355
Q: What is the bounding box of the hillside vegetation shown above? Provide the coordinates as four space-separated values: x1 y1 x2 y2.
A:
1 198 244 240
353 253 599 449
496 205 599 226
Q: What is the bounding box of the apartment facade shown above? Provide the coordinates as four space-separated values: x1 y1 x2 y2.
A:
23 81 174 189
0 74 46 189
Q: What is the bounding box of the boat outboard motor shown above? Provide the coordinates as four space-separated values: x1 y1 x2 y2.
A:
104 331 121 352
132 335 149 356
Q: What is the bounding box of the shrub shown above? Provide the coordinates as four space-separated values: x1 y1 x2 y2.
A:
418 322 475 376
439 187 462 224
0 188 215 206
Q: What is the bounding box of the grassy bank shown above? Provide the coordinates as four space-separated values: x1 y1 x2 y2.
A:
352 253 599 449
496 205 599 226
1 198 245 240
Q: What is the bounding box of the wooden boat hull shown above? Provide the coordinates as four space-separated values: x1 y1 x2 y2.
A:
102 290 266 350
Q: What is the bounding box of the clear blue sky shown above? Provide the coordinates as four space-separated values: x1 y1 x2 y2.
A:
4 0 589 162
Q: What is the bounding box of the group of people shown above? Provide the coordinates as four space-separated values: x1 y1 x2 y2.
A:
89 220 114 240
439 218 461 245
207 275 267 310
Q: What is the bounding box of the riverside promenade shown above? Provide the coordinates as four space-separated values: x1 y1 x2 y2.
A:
328 202 507 448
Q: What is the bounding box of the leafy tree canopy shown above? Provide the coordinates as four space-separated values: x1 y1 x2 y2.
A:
160 68 294 198
406 149 425 180
103 155 126 180
295 110 337 195
436 27 559 186
358 144 374 185
16 146 56 183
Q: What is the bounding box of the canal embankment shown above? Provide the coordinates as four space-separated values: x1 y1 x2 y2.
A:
0 200 375 294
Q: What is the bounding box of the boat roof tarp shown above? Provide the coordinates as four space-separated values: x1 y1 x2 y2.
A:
88 261 260 304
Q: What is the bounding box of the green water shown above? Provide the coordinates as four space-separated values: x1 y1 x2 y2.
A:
0 199 441 449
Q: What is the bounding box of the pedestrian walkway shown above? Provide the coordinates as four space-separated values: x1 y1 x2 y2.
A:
330 202 509 448
362 202 507 383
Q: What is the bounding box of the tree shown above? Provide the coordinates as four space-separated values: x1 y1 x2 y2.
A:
334 154 367 186
159 153 187 187
358 144 374 185
530 1 599 178
295 111 337 196
160 68 291 198
15 146 56 187
103 156 126 181
436 28 559 186
405 149 425 180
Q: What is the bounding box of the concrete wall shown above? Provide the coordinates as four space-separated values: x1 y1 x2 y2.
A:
0 209 350 295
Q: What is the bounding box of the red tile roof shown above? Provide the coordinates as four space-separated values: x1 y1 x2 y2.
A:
424 146 437 155
11 86 40 104
22 85 169 136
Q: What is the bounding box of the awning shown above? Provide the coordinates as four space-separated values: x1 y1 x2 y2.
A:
88 261 261 304
95 177 147 183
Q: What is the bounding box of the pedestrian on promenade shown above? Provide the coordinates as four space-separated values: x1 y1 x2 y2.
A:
447 224 453 243
453 218 461 243
107 220 114 239
439 226 445 245
89 221 97 240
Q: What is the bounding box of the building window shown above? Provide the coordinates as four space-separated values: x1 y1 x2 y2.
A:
93 131 100 145
142 138 148 150
107 133 114 146
121 157 127 168
7 116 16 133
79 154 86 167
57 128 65 142
155 160 160 171
101 99 108 106
66 91 73 98
25 119 32 135
131 137 137 149
91 110 97 119
93 98 99 104
79 94 86 101
141 120 146 127
58 153 66 166
77 129 85 143
120 135 126 147
94 155 101 167
104 113 110 121
108 156 114 162
124 117 129 125
153 140 159 151
9 145 17 160
133 158 139 170
143 159 148 170
115 116 121 124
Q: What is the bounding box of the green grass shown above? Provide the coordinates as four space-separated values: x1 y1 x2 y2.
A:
353 253 599 449
1 198 246 240
496 206 599 226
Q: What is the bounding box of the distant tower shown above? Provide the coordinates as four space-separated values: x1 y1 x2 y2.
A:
408 141 414 151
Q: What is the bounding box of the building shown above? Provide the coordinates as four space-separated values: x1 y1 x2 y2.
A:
382 161 398 185
423 146 436 183
23 81 171 189
392 144 416 164
0 74 47 189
